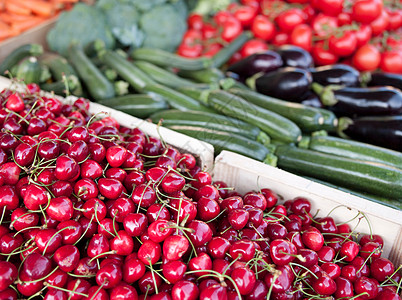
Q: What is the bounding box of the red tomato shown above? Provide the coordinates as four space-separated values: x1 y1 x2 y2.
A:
261 0 288 18
187 13 204 31
289 24 313 52
202 43 223 58
202 23 218 40
352 44 381 71
387 9 402 31
272 31 289 46
386 36 402 53
214 11 233 26
302 5 316 23
275 8 306 33
370 9 389 36
181 29 202 46
311 41 339 66
177 43 203 58
380 50 402 73
351 0 383 24
338 12 352 25
239 39 268 58
311 13 338 38
354 24 372 47
221 16 243 42
312 0 344 16
251 15 275 41
241 0 260 5
232 5 258 28
328 31 357 57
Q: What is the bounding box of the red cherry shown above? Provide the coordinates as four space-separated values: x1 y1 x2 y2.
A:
98 178 123 200
340 240 360 262
96 263 123 289
370 257 395 282
232 266 256 295
270 239 297 266
189 252 213 277
0 261 17 292
123 258 145 284
162 260 187 284
53 245 80 272
163 235 189 261
46 197 73 222
354 276 379 299
302 228 324 251
171 280 199 300
138 240 161 265
312 274 337 296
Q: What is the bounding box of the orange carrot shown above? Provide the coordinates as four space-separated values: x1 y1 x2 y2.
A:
0 20 11 40
10 0 56 17
5 1 32 16
10 16 46 33
0 12 34 24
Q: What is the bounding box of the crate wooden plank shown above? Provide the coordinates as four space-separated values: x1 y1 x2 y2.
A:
213 150 402 266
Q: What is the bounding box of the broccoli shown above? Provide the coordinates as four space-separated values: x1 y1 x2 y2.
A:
47 3 115 56
128 0 167 12
140 4 187 52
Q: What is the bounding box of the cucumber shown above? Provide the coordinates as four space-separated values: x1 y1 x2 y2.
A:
99 50 154 92
275 145 402 200
134 61 206 89
143 84 215 113
149 109 270 145
0 44 43 75
14 57 42 84
307 135 402 170
68 43 115 101
96 94 168 119
229 88 330 132
179 87 302 143
165 125 274 163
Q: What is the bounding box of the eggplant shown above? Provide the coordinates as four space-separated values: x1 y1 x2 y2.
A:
363 72 402 91
339 115 402 151
313 83 402 117
226 51 283 79
253 67 312 102
301 92 324 108
275 45 313 69
311 64 360 87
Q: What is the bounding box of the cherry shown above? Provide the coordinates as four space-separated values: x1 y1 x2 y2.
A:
270 239 297 266
194 184 220 202
138 240 161 265
354 276 379 299
110 283 139 300
138 270 163 294
132 184 156 208
296 248 318 267
66 279 91 300
111 230 134 256
312 274 337 296
264 265 294 294
22 252 51 280
106 167 127 182
170 198 197 225
46 196 73 222
110 197 135 222
87 233 110 259
267 223 288 240
321 262 341 279
187 220 213 247
163 235 189 261
86 286 108 300
340 240 360 262
123 213 148 237
0 288 18 300
96 262 123 289
55 155 80 181
0 185 19 211
123 258 146 284
56 220 82 244
17 271 43 297
34 228 62 254
83 198 107 221
171 280 199 300
243 192 267 211
375 288 402 300
179 153 196 170
228 208 250 230
10 207 39 231
0 232 23 254
0 162 20 185
148 219 174 243
88 143 106 162
46 268 68 289
370 257 395 282
162 260 187 284
200 284 228 300
0 261 17 291
124 171 146 191
207 236 231 259
189 252 213 277
360 242 382 260
317 245 336 262
98 178 123 200
230 239 256 262
6 93 24 112
106 145 127 168
359 234 384 248
161 172 186 194
232 266 256 295
53 245 80 272
302 228 324 252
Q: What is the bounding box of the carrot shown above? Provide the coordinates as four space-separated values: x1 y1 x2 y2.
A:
0 20 18 41
9 0 56 17
10 16 46 33
5 1 32 16
0 12 34 25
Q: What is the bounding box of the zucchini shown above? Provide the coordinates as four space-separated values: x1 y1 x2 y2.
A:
229 88 329 132
99 50 154 92
68 43 115 101
165 125 274 163
143 84 215 113
315 107 338 132
275 145 402 200
134 61 206 89
178 68 226 84
179 87 302 143
0 44 43 75
149 109 270 145
40 76 80 96
14 57 42 84
308 135 402 170
96 94 168 119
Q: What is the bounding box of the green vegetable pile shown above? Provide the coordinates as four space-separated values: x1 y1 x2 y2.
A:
47 0 188 56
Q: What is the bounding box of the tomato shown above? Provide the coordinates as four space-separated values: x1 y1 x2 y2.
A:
272 31 289 46
181 29 202 46
213 11 233 26
221 16 243 42
311 13 338 38
202 23 218 40
370 10 389 36
312 0 344 17
386 36 402 53
289 24 313 52
261 0 288 19
187 13 204 31
338 12 352 25
351 0 383 24
177 43 203 58
354 24 372 47
302 5 316 23
311 41 339 66
352 44 381 71
239 39 269 57
202 43 223 58
251 15 275 41
387 9 402 30
328 31 357 57
275 8 306 33
232 5 258 28
240 0 260 6
380 50 402 73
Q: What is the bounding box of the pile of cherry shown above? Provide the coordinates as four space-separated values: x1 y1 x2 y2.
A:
0 83 400 300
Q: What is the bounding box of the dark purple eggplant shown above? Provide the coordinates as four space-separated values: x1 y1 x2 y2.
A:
301 92 324 108
311 64 360 87
339 115 402 151
226 51 283 79
253 67 312 101
312 83 402 116
275 45 313 69
362 72 402 91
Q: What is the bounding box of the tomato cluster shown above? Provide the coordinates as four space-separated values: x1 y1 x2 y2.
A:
178 0 402 73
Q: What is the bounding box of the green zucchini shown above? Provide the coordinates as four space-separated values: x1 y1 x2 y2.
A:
307 135 402 170
0 44 43 75
13 57 42 84
229 88 331 132
134 61 206 89
99 50 154 92
166 125 275 163
178 68 226 84
143 84 215 113
68 43 115 101
275 145 402 200
179 87 302 143
315 107 339 132
40 76 80 96
96 94 168 119
149 109 270 145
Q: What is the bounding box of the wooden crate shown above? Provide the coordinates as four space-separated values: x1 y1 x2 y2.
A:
213 151 402 267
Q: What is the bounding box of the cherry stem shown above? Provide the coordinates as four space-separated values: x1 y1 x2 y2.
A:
360 211 374 239
289 262 319 279
94 202 116 238
89 279 106 300
42 226 74 255
13 225 43 237
112 214 120 239
357 246 382 274
136 180 153 214
68 272 96 278
17 266 60 285
336 211 361 226
147 259 159 295
26 286 48 300
44 282 89 298
266 273 278 300
88 250 117 264
379 264 402 288
0 206 6 225
205 208 227 224
74 214 94 246
278 251 306 262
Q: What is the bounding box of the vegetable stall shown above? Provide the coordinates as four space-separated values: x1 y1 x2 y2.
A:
0 0 401 299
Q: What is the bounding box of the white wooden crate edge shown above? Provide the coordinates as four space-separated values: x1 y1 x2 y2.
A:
0 76 215 171
213 151 402 266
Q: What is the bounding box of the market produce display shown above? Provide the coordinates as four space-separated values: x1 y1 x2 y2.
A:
0 83 400 299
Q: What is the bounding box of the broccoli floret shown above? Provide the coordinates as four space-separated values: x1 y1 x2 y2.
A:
170 0 188 19
47 4 115 56
129 0 167 12
140 4 187 52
